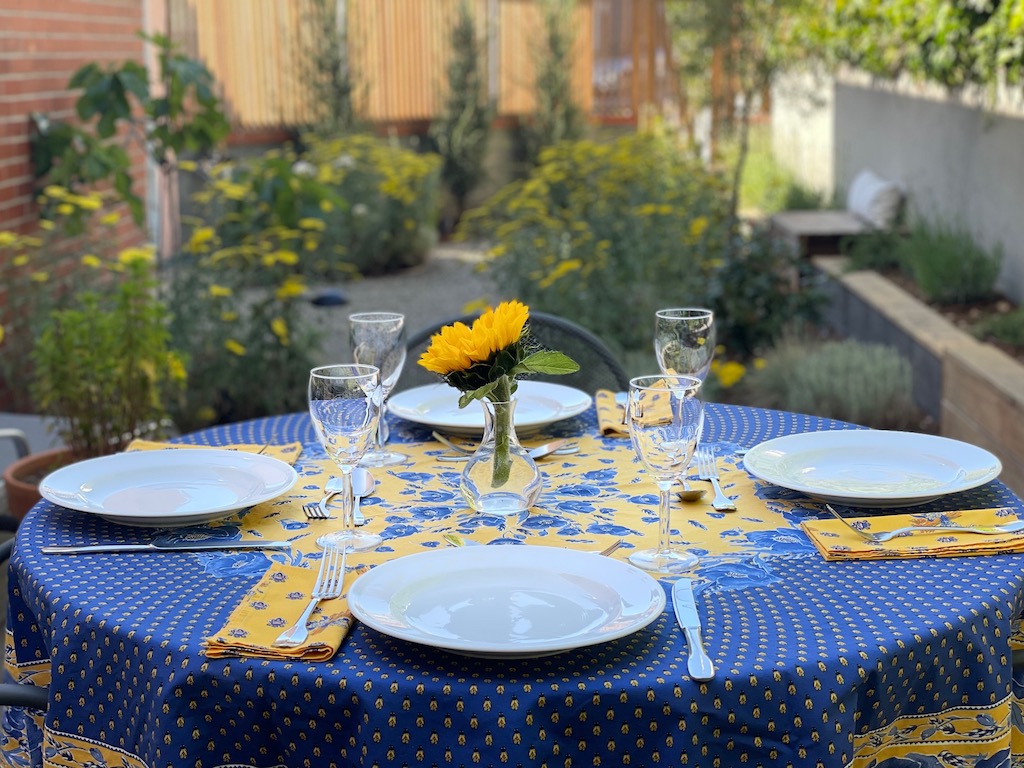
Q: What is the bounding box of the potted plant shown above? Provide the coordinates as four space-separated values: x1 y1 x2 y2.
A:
0 198 185 518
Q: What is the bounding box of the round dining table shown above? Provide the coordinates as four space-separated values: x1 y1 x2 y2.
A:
2 401 1024 768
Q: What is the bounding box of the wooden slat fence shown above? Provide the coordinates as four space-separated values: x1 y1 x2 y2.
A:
168 0 678 130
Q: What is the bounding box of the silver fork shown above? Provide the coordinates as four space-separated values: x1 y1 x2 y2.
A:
273 543 348 647
695 446 736 512
824 503 1024 543
302 501 328 520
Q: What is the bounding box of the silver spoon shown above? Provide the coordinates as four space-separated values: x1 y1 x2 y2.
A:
677 479 707 502
323 468 374 525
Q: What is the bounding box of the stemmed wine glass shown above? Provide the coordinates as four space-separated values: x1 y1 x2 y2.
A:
626 374 704 572
654 308 715 380
349 312 407 467
308 364 383 551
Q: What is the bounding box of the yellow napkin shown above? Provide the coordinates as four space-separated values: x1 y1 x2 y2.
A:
126 438 303 465
595 389 629 437
801 507 1024 561
203 562 366 661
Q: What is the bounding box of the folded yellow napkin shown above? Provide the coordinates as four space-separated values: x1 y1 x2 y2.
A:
801 507 1024 561
126 438 303 466
595 389 629 437
203 562 366 661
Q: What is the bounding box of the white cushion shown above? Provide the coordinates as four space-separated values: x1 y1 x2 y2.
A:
846 170 903 229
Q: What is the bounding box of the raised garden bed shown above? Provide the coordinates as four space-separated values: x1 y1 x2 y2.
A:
813 256 1024 496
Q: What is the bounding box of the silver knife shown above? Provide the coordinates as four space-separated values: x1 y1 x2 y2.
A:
42 539 292 555
672 578 715 681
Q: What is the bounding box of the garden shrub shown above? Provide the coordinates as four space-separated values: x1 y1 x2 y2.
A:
895 219 1001 305
303 134 442 274
975 309 1024 349
164 222 326 432
459 130 822 364
740 337 923 430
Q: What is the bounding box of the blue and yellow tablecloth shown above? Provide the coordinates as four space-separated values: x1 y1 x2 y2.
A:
3 403 1024 768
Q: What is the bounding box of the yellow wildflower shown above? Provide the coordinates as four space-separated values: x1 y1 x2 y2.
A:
716 360 746 389
0 232 16 247
209 284 233 298
221 311 238 322
30 271 48 283
275 250 299 266
298 217 326 231
100 212 120 226
178 159 198 172
40 220 55 231
690 217 708 238
275 276 306 300
56 203 74 216
270 317 289 345
537 259 583 290
70 194 102 210
80 254 102 268
753 357 767 371
319 199 334 213
13 254 29 267
0 325 4 345
118 246 156 265
188 227 216 250
167 353 188 382
42 185 67 199
225 339 246 356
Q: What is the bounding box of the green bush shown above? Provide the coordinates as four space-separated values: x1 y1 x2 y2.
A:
975 309 1024 348
459 131 823 363
303 134 442 274
740 337 923 430
165 222 326 432
458 131 730 358
842 229 905 273
896 220 1002 305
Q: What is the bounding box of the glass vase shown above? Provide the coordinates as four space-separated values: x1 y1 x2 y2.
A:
460 398 543 515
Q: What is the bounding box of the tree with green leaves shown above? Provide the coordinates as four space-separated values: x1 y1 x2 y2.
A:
665 0 825 225
31 32 229 251
304 0 365 137
430 1 496 228
520 0 585 168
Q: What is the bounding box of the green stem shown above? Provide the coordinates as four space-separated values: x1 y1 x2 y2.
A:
490 377 513 487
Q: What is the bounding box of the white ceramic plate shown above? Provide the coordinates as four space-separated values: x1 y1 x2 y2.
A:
388 381 593 437
348 545 666 658
39 448 298 527
743 430 1002 507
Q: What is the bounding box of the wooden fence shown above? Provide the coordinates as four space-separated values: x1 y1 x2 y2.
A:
167 0 679 130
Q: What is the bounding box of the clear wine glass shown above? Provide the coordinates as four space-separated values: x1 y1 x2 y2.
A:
349 312 408 467
626 374 704 572
308 364 383 551
654 308 715 380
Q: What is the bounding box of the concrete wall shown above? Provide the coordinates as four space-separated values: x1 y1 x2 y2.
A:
772 69 1024 303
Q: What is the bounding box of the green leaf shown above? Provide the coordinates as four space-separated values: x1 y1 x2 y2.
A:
458 380 499 408
512 350 580 376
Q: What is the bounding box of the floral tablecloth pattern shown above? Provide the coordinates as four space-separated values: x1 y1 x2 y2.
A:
2 403 1024 768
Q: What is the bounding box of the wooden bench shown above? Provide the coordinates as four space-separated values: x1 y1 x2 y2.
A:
769 209 870 258
769 169 904 259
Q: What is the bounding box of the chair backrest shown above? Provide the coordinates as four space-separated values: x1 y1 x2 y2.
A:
397 310 630 394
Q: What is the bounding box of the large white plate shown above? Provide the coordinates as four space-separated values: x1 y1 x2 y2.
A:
388 381 592 436
348 545 666 658
39 448 298 527
743 430 1002 507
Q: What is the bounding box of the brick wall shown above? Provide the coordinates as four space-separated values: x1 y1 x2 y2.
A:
0 0 149 411
0 0 148 235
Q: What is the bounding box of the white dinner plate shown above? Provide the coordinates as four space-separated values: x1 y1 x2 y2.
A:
39 448 298 527
348 545 666 658
743 430 1002 507
388 381 593 436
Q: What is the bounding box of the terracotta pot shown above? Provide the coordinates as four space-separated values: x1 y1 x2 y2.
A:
2 447 75 521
